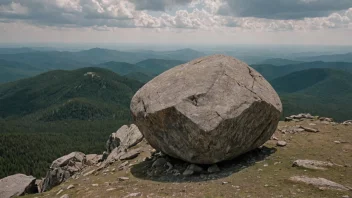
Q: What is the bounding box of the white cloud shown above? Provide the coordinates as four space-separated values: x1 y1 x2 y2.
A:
0 0 350 33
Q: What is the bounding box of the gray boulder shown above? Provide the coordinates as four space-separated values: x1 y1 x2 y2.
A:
106 124 143 153
0 174 37 198
42 152 86 192
131 55 282 164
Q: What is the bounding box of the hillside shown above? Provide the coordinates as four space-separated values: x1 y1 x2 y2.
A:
24 119 352 198
124 72 154 83
258 58 304 66
0 59 44 83
270 68 352 121
252 61 352 80
136 59 185 75
297 52 352 62
0 67 142 121
97 61 148 76
0 67 143 178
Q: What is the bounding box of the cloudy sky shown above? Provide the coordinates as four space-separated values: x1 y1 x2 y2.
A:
0 0 351 45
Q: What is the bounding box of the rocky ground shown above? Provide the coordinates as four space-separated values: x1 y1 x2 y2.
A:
22 116 352 198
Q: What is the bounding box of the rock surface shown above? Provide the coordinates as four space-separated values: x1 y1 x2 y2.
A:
131 55 282 164
292 160 334 170
0 174 37 198
106 124 143 153
86 154 103 166
42 152 86 192
289 176 350 191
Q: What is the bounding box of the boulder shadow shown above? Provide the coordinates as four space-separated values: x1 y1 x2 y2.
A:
130 146 277 183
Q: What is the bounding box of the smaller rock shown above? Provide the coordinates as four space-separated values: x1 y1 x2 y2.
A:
183 164 203 176
92 184 99 187
83 170 96 177
320 117 333 122
222 181 229 185
56 189 64 195
309 123 317 126
289 176 349 191
321 121 331 125
119 149 140 160
293 160 334 170
208 164 220 173
334 141 341 144
67 184 75 190
271 136 279 141
300 126 319 133
165 162 173 171
60 194 70 198
123 192 142 198
152 158 168 168
118 177 130 181
106 188 116 192
342 195 350 198
118 161 129 170
277 141 287 147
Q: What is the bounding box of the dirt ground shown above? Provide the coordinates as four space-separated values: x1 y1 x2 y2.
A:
26 120 352 198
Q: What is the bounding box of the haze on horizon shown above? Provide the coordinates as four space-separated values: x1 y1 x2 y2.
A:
0 0 352 46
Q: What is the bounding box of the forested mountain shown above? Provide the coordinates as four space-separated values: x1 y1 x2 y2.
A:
297 52 352 62
136 59 185 75
97 61 148 76
270 68 352 121
0 59 44 83
0 67 143 178
124 72 154 83
258 58 303 66
0 67 142 121
252 61 352 80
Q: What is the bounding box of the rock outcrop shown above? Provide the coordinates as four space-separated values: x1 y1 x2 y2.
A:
106 124 144 153
131 55 282 164
42 152 86 192
100 125 144 169
0 174 37 198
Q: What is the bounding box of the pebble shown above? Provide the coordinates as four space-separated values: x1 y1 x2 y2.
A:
56 189 64 195
92 184 99 187
106 188 117 192
123 192 142 198
60 195 70 198
118 177 130 181
277 141 287 147
67 184 75 190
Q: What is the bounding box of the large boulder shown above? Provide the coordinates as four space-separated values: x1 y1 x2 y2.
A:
0 174 37 198
106 124 143 153
42 152 86 192
131 55 282 164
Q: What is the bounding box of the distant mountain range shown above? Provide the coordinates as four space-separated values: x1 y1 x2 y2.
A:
296 52 352 63
0 48 196 83
252 61 352 80
257 58 304 66
270 68 352 121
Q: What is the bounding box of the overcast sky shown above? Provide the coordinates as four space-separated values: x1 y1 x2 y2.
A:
0 0 351 45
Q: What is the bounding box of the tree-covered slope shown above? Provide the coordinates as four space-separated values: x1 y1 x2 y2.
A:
252 61 352 80
98 61 148 76
258 58 303 66
0 59 44 83
270 68 352 121
0 67 142 121
136 59 185 75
